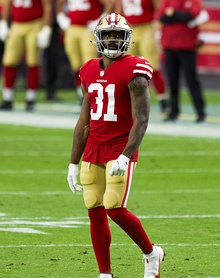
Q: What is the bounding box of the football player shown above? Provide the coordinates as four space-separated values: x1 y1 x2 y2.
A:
56 0 114 102
0 0 5 70
114 0 169 114
0 0 53 111
67 13 165 278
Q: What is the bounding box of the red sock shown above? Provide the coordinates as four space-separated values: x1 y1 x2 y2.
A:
107 208 153 254
3 66 17 88
152 70 166 96
27 66 39 89
88 206 111 272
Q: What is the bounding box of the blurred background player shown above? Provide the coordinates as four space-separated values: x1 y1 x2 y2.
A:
155 0 207 122
114 0 169 113
0 0 53 111
0 0 5 74
56 0 114 102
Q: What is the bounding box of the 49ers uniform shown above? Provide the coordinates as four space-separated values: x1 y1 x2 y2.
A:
0 0 52 111
58 0 105 101
0 0 4 67
121 0 168 111
64 0 102 72
79 54 153 209
3 0 44 66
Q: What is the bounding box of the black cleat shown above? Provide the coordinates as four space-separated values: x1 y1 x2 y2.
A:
0 101 13 110
196 115 205 123
26 101 35 111
160 99 169 113
164 115 178 122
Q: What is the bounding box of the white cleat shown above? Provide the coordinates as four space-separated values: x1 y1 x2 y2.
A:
99 274 113 278
143 246 165 278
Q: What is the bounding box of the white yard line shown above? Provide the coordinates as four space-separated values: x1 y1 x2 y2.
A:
0 108 220 138
0 242 219 248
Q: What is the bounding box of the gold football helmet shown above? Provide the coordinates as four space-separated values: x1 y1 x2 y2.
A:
94 13 133 59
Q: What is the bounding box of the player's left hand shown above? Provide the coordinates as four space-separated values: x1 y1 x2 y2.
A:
0 20 10 41
67 163 83 193
87 19 99 32
87 13 105 32
109 154 130 176
37 26 52 49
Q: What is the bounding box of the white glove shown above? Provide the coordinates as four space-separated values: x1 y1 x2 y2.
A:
109 155 130 176
67 163 83 193
56 12 71 31
0 20 10 41
87 13 105 32
188 10 209 28
37 26 52 49
87 18 100 32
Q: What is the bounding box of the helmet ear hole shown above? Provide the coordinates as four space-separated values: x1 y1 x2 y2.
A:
94 13 133 59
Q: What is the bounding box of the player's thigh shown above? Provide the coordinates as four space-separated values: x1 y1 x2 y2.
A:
80 162 106 209
139 24 160 69
25 20 42 66
81 29 97 64
104 161 136 209
64 26 82 71
3 24 24 66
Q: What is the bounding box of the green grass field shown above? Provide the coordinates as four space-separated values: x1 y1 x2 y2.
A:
0 119 219 277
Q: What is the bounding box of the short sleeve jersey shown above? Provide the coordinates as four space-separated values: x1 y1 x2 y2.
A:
12 0 43 22
122 0 154 25
67 0 103 26
80 54 153 163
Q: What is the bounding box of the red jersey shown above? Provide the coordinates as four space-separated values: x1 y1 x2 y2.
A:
80 54 153 164
12 0 43 22
155 0 202 50
122 0 154 25
67 0 103 26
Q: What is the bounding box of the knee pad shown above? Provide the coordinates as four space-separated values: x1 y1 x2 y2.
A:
103 174 126 209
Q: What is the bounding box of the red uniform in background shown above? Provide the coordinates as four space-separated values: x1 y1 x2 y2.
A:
155 0 206 122
56 0 113 103
156 0 201 50
118 0 169 113
12 0 44 22
0 0 52 111
67 0 103 25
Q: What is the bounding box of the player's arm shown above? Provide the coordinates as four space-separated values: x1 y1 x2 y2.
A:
56 0 67 14
99 0 115 14
41 0 53 27
70 85 90 165
1 0 12 21
109 75 150 176
56 0 70 31
67 85 90 193
112 0 122 14
37 0 53 49
152 0 162 10
122 76 150 158
0 0 12 41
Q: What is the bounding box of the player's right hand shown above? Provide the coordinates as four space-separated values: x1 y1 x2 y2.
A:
67 164 83 193
56 12 71 31
0 20 10 41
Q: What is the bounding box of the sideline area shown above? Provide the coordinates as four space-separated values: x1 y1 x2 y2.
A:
0 101 220 138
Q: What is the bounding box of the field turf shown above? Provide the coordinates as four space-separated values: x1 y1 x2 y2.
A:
0 121 219 277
